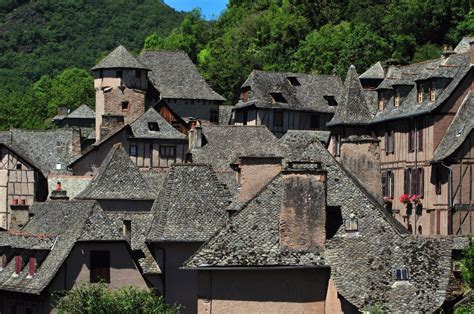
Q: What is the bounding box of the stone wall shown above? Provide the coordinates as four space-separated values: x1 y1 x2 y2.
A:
238 157 282 202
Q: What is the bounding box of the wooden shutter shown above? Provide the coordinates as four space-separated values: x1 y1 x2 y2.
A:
418 126 423 152
390 171 395 198
382 171 387 197
90 251 110 283
390 131 395 153
404 169 410 194
411 168 418 196
384 132 389 153
418 168 424 196
408 128 414 152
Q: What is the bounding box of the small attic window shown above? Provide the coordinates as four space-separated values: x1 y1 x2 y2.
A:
121 101 129 112
395 267 409 280
55 163 62 170
456 125 465 137
324 95 337 106
270 92 286 103
345 213 358 232
287 76 300 86
16 163 22 170
148 122 159 131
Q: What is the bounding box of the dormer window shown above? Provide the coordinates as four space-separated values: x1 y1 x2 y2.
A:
287 76 300 86
345 213 358 231
417 83 423 103
121 101 129 112
148 122 159 131
394 89 400 107
378 93 384 110
270 92 286 103
429 81 436 102
14 255 22 275
324 95 337 106
395 267 409 280
28 257 36 277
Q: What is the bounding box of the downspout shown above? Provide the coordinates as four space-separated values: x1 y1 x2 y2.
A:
440 162 453 234
412 117 418 235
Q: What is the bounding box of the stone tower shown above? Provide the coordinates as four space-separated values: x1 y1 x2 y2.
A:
92 45 150 140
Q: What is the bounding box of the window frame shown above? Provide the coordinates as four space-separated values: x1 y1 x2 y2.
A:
121 101 130 112
160 145 176 158
378 93 384 110
395 267 409 280
417 83 424 103
129 145 138 157
429 81 436 102
394 89 400 107
148 122 159 131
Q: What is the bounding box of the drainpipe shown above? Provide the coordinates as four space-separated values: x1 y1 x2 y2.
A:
414 119 418 235
440 162 453 234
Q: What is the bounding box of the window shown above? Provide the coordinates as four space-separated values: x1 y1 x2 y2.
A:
310 115 319 130
378 93 384 110
273 110 283 128
28 257 36 277
121 101 129 112
417 122 423 152
345 213 358 232
90 251 110 283
408 127 416 152
135 70 141 79
287 76 301 86
160 145 176 158
129 145 137 157
148 122 159 131
404 168 424 196
324 95 337 106
270 92 286 103
417 83 423 103
435 165 442 195
210 108 219 124
395 267 409 280
123 220 131 242
14 255 22 275
394 89 400 107
116 70 122 79
385 130 394 154
382 171 395 198
326 206 343 239
16 163 22 170
429 81 436 101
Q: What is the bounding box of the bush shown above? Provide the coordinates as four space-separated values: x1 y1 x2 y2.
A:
53 283 181 314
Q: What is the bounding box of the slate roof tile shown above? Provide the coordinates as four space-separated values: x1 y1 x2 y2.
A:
92 45 149 70
130 107 186 140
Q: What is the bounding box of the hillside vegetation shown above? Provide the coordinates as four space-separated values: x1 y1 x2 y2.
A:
0 0 184 129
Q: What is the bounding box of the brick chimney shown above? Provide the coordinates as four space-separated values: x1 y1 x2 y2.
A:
280 163 327 251
10 200 30 231
236 156 282 202
100 114 124 140
339 135 382 202
50 181 69 201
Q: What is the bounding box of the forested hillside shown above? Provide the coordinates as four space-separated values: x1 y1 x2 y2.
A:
0 0 184 130
0 0 473 130
146 0 473 103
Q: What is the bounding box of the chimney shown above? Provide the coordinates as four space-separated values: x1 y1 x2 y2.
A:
50 181 69 201
188 121 202 149
339 135 382 202
235 156 282 202
57 106 68 117
280 163 327 251
100 114 124 140
442 44 455 59
71 127 82 155
10 200 30 231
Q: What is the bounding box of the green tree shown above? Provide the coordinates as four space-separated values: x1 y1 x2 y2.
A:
460 237 474 290
54 283 181 314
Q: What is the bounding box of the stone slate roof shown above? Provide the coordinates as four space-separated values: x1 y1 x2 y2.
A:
0 129 81 175
66 104 95 119
187 131 452 312
454 36 474 53
235 70 343 113
0 200 122 295
146 164 231 242
76 143 156 200
184 175 325 268
191 125 284 170
92 45 149 71
218 105 233 125
433 92 473 161
328 65 375 126
359 61 385 80
138 50 225 101
130 107 186 140
368 52 472 124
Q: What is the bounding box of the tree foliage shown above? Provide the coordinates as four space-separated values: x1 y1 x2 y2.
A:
53 283 181 314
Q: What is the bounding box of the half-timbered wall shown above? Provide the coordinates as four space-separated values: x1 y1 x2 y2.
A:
128 140 187 169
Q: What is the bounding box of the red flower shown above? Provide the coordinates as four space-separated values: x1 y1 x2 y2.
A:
399 194 410 204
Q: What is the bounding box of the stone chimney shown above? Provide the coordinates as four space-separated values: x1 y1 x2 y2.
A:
71 127 82 155
57 106 68 117
100 114 124 140
339 135 382 202
280 163 327 251
236 156 282 202
10 200 30 231
188 121 202 149
50 181 69 201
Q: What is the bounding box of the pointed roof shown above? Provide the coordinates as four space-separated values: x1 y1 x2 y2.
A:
130 107 186 140
67 104 95 119
327 65 374 126
359 61 385 80
92 45 149 71
76 143 156 200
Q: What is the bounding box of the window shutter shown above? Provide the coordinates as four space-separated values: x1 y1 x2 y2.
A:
408 129 414 152
389 131 395 153
382 171 387 197
411 169 418 196
419 168 424 196
418 127 423 152
404 169 410 194
390 172 395 198
384 132 389 153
